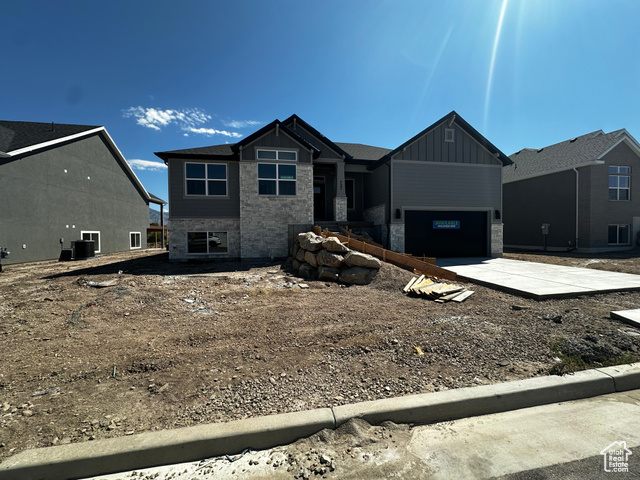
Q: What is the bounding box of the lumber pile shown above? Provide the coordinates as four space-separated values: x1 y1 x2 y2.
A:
403 275 474 303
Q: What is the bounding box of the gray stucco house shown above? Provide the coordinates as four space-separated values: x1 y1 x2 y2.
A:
503 128 640 252
0 120 165 265
155 111 511 261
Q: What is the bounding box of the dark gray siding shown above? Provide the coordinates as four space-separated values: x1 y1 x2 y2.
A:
503 170 577 248
241 130 312 163
587 142 640 248
364 164 389 211
392 162 501 217
168 159 240 218
346 173 365 221
0 134 149 265
393 122 502 165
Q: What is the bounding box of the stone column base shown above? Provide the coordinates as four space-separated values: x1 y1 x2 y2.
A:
334 196 347 222
491 223 504 257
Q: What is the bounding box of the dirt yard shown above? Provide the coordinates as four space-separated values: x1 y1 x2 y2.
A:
1 249 640 460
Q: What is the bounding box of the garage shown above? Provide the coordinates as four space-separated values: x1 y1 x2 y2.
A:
404 210 488 257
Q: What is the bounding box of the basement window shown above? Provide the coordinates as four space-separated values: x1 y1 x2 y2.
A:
608 225 630 245
130 232 141 249
187 231 228 254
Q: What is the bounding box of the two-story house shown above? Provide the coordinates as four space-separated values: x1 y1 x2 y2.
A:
0 120 165 265
503 129 640 252
155 111 511 261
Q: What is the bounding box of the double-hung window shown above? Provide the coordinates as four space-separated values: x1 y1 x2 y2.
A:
185 163 227 196
609 166 630 201
257 149 297 196
130 232 141 249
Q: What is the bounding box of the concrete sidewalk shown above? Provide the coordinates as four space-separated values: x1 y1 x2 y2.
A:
437 257 640 299
3 363 639 480
83 389 640 479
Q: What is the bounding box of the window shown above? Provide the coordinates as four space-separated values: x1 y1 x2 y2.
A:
608 225 630 245
185 163 227 196
257 149 297 161
81 231 101 253
346 179 355 209
444 128 455 142
187 231 228 254
130 232 141 249
258 163 297 196
609 166 630 201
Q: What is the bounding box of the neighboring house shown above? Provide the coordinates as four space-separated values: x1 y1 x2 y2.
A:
503 129 640 252
155 111 511 261
0 120 166 265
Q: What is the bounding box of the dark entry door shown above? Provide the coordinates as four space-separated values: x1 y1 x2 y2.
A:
405 210 488 257
314 179 326 220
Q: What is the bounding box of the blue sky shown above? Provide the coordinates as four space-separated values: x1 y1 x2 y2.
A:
4 0 640 214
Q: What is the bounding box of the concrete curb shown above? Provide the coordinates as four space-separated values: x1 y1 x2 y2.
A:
2 363 639 480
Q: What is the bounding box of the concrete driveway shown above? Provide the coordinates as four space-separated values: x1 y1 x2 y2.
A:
437 257 640 299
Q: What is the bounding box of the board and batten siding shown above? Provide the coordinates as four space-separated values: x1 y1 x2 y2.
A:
167 159 240 218
392 162 501 215
284 122 342 159
240 130 313 163
393 122 502 166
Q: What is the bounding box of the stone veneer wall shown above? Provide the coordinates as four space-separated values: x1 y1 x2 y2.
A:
169 218 241 261
240 163 313 258
334 196 347 222
491 223 503 257
389 223 405 253
364 204 387 246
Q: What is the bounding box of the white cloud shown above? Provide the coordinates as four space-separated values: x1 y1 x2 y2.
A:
123 106 245 138
127 159 168 172
185 127 242 138
223 120 261 129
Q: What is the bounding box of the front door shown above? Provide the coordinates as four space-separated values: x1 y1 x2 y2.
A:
314 178 326 220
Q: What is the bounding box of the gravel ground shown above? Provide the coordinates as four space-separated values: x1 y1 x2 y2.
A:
1 249 640 461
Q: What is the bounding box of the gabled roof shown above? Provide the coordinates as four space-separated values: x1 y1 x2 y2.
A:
504 128 640 183
283 114 353 160
368 111 512 170
232 119 321 157
0 120 101 154
0 120 154 204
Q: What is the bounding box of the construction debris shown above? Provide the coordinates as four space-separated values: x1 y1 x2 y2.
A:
403 275 474 303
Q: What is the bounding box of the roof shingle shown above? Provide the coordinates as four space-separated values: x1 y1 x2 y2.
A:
0 120 100 153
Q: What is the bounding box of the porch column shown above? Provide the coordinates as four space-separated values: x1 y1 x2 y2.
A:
334 162 347 222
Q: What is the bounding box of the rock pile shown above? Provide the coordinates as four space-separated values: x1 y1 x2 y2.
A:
290 232 382 285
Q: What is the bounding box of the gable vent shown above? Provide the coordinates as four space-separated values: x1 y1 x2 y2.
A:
444 128 455 143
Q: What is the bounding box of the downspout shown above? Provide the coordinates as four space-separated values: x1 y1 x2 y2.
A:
572 167 579 250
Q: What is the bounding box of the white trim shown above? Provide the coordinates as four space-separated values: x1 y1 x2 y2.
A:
256 148 298 162
503 160 605 184
129 231 142 250
598 133 640 160
6 126 153 204
80 230 101 253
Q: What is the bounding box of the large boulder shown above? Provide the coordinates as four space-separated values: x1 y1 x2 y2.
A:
316 249 344 268
298 232 324 252
322 237 350 253
298 263 315 279
339 267 378 285
304 250 319 268
291 258 302 271
318 266 340 282
295 247 306 262
344 251 382 269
